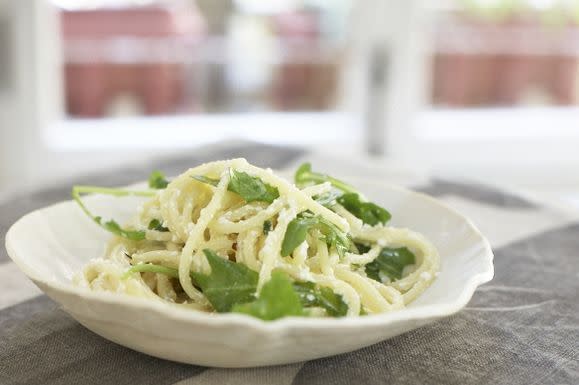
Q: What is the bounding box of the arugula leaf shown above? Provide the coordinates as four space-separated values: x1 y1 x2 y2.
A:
281 216 318 256
194 170 280 206
227 169 279 203
191 249 258 313
281 214 350 257
293 281 348 317
192 175 220 187
313 190 342 208
337 193 391 226
294 163 391 226
295 163 357 193
365 247 416 281
316 216 350 257
72 186 155 241
149 171 169 189
233 270 304 320
122 263 204 288
95 217 146 240
148 219 169 232
263 220 273 235
123 260 349 319
354 242 371 254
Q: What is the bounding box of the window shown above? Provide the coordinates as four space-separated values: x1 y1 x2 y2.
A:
2 0 579 200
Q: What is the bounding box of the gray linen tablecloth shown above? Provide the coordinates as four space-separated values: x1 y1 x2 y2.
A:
1 142 578 385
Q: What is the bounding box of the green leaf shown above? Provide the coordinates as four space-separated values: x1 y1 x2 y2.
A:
293 281 348 317
281 214 350 257
281 216 318 256
227 169 279 203
294 164 391 226
263 220 272 235
191 249 259 313
149 171 169 189
122 263 201 287
365 247 416 281
192 175 220 187
354 242 371 254
148 219 169 232
294 162 357 194
294 162 312 184
233 271 304 320
316 216 350 258
72 185 156 240
195 170 280 204
337 193 391 226
123 262 348 319
97 218 146 241
313 190 342 208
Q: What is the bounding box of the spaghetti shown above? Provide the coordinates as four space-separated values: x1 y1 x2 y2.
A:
73 159 439 318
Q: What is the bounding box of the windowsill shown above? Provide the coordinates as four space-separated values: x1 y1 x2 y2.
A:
415 107 579 141
47 106 579 149
42 107 579 189
44 112 361 150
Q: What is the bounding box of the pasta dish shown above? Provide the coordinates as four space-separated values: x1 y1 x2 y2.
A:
73 159 439 320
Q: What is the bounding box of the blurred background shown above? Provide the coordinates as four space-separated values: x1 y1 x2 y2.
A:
1 0 579 207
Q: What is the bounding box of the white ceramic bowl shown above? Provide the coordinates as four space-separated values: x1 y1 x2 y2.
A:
5 179 493 368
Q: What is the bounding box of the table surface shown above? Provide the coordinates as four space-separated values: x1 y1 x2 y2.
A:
1 142 578 385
